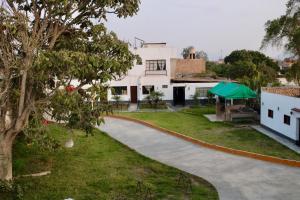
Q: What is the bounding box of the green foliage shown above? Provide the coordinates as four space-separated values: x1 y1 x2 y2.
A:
206 62 228 77
191 91 201 106
262 0 300 58
112 94 122 109
286 62 300 85
224 50 279 71
0 180 23 200
144 91 164 109
0 0 140 161
208 50 279 92
50 87 110 135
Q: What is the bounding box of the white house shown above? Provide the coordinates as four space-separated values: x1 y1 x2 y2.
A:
261 87 300 144
107 43 223 105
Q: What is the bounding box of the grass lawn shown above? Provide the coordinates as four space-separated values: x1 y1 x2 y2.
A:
120 107 300 161
4 124 218 200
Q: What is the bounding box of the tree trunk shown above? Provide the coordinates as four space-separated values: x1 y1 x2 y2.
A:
0 137 13 181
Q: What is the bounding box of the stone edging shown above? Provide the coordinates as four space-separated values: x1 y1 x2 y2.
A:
107 115 300 168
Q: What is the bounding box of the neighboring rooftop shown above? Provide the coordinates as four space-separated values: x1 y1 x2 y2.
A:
262 87 300 97
170 58 206 78
142 43 167 48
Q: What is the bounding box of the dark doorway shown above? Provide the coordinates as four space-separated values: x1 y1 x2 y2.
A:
173 87 185 106
130 86 138 103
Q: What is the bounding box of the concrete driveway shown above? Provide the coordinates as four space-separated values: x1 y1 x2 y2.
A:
99 117 300 200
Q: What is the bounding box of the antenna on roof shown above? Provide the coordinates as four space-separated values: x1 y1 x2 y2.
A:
134 37 145 49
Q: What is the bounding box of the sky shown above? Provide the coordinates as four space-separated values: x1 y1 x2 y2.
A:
106 0 289 61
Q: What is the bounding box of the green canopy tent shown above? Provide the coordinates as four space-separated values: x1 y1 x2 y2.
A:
209 81 226 95
208 82 257 121
209 82 257 99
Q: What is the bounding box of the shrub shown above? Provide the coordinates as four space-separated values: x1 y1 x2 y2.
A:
144 91 164 109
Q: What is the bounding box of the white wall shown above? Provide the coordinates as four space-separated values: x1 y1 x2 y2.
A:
172 82 218 100
107 44 219 102
108 44 177 102
261 91 300 141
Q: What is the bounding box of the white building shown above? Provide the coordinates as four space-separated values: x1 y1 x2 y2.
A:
107 43 223 105
261 87 300 144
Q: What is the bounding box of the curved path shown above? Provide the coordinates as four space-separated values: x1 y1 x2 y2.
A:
99 117 300 200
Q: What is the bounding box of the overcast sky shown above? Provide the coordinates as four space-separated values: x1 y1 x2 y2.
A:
106 0 289 60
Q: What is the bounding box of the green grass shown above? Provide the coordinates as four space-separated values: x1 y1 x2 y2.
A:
120 107 300 161
6 124 218 200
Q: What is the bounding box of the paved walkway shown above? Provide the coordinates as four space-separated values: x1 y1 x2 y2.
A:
204 114 224 122
252 125 300 154
99 118 300 200
128 104 138 112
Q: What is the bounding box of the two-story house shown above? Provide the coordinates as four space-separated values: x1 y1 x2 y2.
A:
107 43 224 105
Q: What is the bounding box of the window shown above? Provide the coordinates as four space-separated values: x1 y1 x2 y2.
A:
196 88 211 97
146 60 166 71
284 115 291 125
112 86 127 95
142 85 154 95
162 85 168 89
268 109 273 118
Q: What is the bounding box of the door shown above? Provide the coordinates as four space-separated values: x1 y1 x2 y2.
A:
173 87 185 106
130 86 138 103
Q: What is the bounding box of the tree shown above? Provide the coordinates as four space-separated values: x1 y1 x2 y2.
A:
262 0 300 60
286 63 300 85
206 62 228 78
224 50 279 71
0 0 140 180
144 91 164 109
223 50 279 91
112 95 122 109
262 0 300 85
181 46 208 60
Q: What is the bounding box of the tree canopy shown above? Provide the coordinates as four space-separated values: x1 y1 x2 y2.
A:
0 0 140 180
262 0 300 85
262 0 300 58
286 63 300 85
209 50 279 91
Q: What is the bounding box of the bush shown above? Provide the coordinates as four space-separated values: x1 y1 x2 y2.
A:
139 102 167 110
144 91 164 109
112 95 122 109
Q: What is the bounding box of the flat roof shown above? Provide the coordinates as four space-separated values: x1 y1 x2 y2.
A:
171 77 229 83
262 87 300 97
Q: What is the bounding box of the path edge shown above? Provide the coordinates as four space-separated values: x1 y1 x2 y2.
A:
107 115 300 168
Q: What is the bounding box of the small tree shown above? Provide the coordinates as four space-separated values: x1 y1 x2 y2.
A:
144 91 164 109
112 95 122 109
190 91 200 107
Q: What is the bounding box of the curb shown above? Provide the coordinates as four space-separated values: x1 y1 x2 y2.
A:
107 115 300 168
